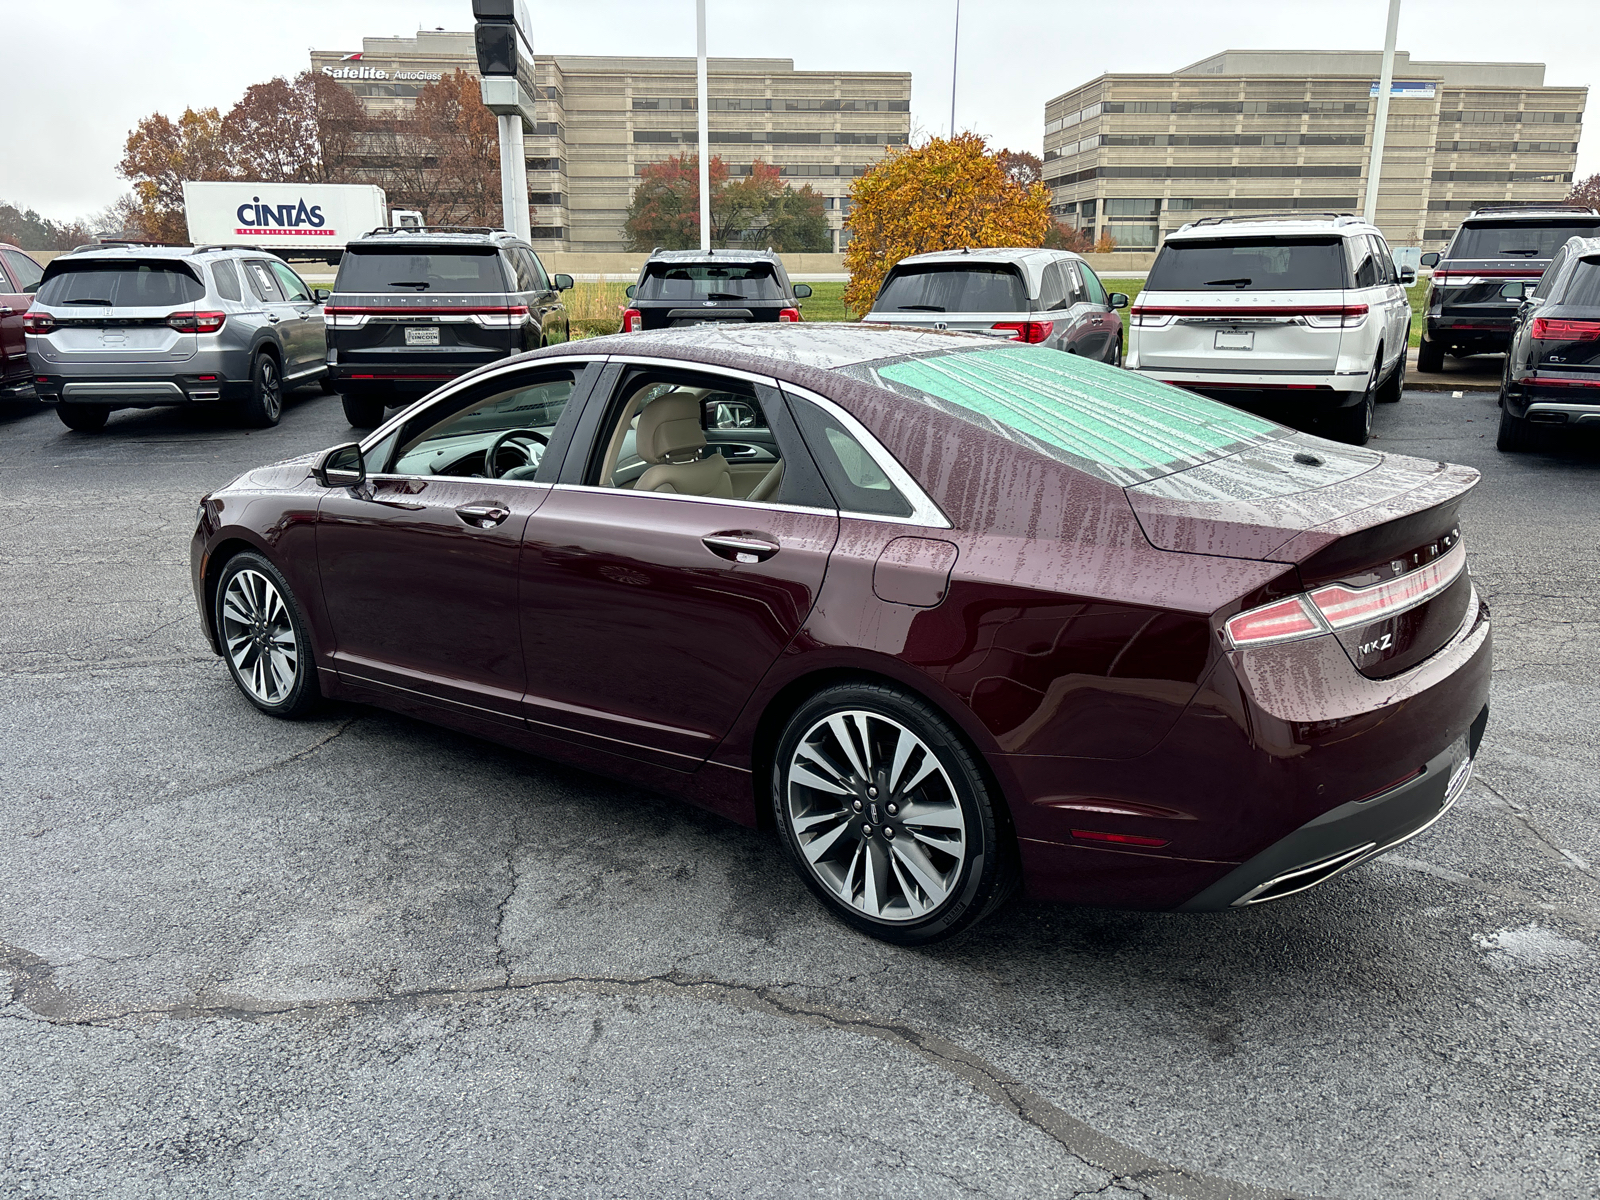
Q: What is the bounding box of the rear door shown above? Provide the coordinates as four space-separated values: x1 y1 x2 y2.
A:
1435 220 1600 325
1366 235 1411 376
0 251 29 384
241 259 301 362
33 259 201 367
267 260 325 377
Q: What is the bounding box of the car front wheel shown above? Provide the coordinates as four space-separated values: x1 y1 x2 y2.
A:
772 683 1016 944
214 551 320 718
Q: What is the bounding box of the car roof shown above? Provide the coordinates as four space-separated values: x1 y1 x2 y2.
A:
890 247 1082 269
1461 206 1600 224
349 228 520 248
45 244 286 267
571 323 994 370
645 248 781 264
1167 215 1375 241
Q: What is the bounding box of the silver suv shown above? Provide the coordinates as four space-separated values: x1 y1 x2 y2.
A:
25 242 330 431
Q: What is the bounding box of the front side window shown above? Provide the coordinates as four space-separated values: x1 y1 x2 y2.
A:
389 369 580 481
1147 238 1350 292
268 261 312 303
35 261 204 307
1079 263 1108 306
1531 245 1573 299
1 249 44 292
873 265 1028 314
243 261 285 303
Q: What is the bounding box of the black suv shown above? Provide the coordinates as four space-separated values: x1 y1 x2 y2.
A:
621 249 811 332
1496 235 1600 451
326 227 573 427
1418 205 1600 372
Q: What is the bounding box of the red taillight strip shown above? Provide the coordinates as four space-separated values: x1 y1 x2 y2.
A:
1531 318 1600 341
322 305 529 315
1071 829 1171 848
1522 374 1600 388
1130 304 1366 317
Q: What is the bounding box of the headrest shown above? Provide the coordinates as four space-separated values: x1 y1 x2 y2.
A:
636 393 706 464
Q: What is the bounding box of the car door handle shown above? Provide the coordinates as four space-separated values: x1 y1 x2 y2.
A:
456 503 511 528
266 313 280 323
702 532 779 563
0 306 13 316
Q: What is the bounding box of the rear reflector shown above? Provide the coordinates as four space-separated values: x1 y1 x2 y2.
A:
1071 829 1171 848
1531 317 1600 341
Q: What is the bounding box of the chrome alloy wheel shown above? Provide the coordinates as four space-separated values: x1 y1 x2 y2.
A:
785 710 968 922
220 569 299 704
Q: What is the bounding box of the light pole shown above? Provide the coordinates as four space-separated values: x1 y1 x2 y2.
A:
948 0 960 138
1363 0 1402 227
697 0 710 250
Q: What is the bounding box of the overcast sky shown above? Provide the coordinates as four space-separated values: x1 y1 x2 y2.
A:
4 0 1597 219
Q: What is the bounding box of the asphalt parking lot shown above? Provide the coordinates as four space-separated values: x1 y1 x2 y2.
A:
2 383 1597 1200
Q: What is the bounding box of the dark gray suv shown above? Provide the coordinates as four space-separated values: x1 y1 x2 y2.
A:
26 242 329 431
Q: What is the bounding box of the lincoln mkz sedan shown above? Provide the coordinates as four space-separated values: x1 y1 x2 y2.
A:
192 326 1491 943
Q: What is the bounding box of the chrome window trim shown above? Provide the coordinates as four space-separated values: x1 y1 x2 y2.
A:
550 482 837 521
365 472 554 493
778 381 952 529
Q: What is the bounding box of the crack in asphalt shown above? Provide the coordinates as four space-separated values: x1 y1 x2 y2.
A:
1474 776 1597 877
0 940 1313 1200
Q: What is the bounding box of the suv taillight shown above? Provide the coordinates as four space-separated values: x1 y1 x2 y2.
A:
1303 304 1369 329
778 308 800 323
22 310 55 334
622 308 642 333
992 320 1052 343
167 311 226 334
1531 317 1600 341
469 304 529 328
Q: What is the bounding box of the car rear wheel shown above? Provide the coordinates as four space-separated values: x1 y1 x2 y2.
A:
1496 402 1536 453
240 354 283 428
1417 335 1444 374
1325 354 1378 446
214 551 320 718
341 392 387 428
56 404 109 432
1377 347 1405 403
772 683 1016 945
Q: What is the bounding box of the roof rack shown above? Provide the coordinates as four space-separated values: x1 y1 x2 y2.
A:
1467 203 1600 217
1186 212 1360 228
361 225 507 237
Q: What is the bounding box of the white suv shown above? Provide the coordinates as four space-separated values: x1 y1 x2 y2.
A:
1127 214 1415 445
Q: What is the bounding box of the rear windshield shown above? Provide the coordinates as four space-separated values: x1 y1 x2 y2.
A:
36 262 205 307
336 248 508 293
1146 237 1349 292
873 265 1028 313
842 343 1279 487
636 264 783 302
1449 221 1600 260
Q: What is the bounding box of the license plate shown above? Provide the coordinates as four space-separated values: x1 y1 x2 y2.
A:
1215 330 1254 351
404 326 440 346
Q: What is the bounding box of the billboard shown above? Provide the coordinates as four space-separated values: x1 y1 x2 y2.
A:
1370 81 1438 99
181 182 389 251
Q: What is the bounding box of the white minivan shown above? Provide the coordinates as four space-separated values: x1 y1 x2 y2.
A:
1127 214 1414 445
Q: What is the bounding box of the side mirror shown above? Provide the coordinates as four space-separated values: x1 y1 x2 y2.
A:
1108 292 1129 309
1499 281 1527 300
1420 252 1440 268
625 284 637 299
552 273 573 291
792 283 813 299
313 287 330 302
313 442 366 489
1398 266 1416 285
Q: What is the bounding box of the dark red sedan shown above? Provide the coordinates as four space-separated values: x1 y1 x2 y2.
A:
191 326 1491 943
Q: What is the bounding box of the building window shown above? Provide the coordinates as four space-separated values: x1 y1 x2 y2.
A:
528 227 563 240
1104 224 1159 248
1104 198 1159 217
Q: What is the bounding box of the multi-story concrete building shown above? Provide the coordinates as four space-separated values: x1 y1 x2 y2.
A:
1042 50 1586 253
311 31 910 253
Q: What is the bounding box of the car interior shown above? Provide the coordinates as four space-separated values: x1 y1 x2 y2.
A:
388 372 578 480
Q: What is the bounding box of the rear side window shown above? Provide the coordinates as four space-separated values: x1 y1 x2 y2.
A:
1146 238 1350 292
36 262 204 307
1037 263 1070 311
786 394 912 517
336 248 509 293
212 260 242 302
1 249 44 291
636 263 782 302
874 265 1028 313
1449 221 1600 260
1351 238 1379 289
1557 260 1600 308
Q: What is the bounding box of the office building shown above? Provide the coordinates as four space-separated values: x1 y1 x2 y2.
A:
1042 50 1586 251
312 31 911 252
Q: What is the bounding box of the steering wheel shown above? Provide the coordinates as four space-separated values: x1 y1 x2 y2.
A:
487 428 549 479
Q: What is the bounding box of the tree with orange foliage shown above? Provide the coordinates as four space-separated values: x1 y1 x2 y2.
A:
842 133 1051 314
119 107 232 242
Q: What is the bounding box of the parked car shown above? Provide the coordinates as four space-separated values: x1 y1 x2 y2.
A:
1418 204 1600 372
862 248 1127 363
25 242 329 431
325 227 572 428
621 248 812 332
1128 213 1414 446
0 243 45 401
191 325 1490 944
1495 235 1600 451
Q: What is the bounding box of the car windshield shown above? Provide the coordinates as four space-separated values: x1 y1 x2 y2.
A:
636 264 783 302
336 248 508 293
1146 237 1349 292
842 343 1281 487
1448 221 1600 260
35 262 205 307
873 266 1028 313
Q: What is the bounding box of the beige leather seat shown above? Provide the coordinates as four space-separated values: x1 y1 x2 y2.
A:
633 394 734 497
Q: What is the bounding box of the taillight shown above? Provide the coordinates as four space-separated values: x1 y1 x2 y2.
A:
778 308 800 323
992 320 1052 343
622 308 643 333
1130 309 1173 328
323 306 369 328
167 311 226 334
1225 540 1467 650
1531 317 1600 342
469 304 529 328
22 310 55 334
1303 304 1369 329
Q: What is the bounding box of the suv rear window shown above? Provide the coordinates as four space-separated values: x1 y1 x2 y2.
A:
874 265 1028 313
636 264 783 302
1146 237 1350 292
336 247 508 293
1449 221 1600 260
36 261 205 307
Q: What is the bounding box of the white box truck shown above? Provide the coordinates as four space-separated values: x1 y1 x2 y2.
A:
181 182 389 252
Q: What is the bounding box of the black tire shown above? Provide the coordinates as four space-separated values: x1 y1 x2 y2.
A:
240 353 284 428
56 404 109 432
1325 354 1378 446
318 371 337 395
213 551 321 719
1417 335 1444 373
341 392 387 429
1377 346 1405 403
772 682 1017 945
1496 403 1535 453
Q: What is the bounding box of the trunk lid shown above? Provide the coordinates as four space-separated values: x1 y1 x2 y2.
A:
41 309 195 363
1131 288 1346 373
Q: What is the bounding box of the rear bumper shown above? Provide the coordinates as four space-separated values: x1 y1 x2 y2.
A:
328 364 475 397
1425 314 1515 350
1132 368 1369 406
32 374 250 405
